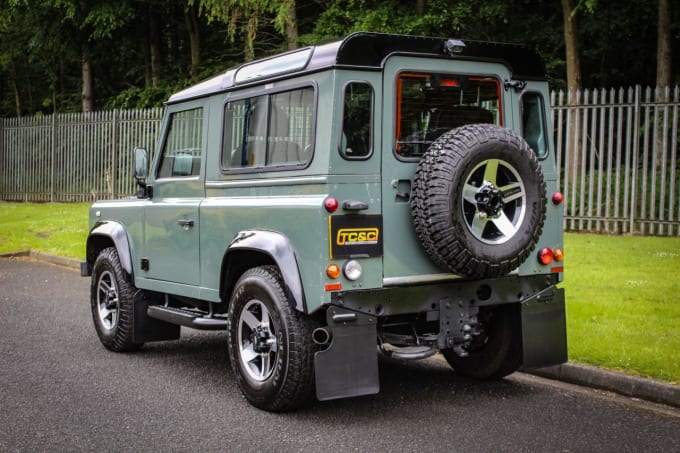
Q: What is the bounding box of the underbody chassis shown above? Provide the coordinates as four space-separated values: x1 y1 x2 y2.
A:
314 274 566 401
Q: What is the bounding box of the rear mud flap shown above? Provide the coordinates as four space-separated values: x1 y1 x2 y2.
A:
315 307 379 401
521 288 568 369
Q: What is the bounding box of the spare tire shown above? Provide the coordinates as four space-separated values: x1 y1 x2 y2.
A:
411 124 546 278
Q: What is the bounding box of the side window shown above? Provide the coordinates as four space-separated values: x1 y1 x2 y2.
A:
222 86 314 170
521 92 549 158
340 82 373 159
156 108 203 178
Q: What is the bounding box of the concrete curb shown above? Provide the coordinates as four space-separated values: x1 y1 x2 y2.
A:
0 249 81 270
2 250 679 409
527 363 680 409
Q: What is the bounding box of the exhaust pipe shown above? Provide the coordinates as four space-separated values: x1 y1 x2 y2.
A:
312 327 332 346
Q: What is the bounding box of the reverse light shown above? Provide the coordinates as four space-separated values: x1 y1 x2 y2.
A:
538 247 554 265
552 192 564 205
326 264 341 279
343 260 363 281
324 196 339 213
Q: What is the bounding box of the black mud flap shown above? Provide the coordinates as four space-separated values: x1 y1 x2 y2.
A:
133 291 181 343
315 307 379 401
521 288 568 369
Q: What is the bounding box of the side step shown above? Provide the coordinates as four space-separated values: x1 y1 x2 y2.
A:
380 344 437 360
147 305 227 331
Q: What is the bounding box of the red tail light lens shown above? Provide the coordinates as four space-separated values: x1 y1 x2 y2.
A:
324 197 339 213
538 247 554 265
552 192 564 205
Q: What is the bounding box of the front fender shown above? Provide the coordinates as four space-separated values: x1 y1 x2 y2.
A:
85 221 134 277
223 230 306 312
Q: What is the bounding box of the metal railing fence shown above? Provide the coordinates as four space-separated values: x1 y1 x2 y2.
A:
1 86 679 235
552 85 679 236
0 109 162 202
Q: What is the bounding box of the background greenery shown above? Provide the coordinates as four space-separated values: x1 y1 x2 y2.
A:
1 0 678 116
1 201 678 384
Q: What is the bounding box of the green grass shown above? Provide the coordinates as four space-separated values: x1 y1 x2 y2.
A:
0 202 678 384
563 233 680 384
0 202 89 259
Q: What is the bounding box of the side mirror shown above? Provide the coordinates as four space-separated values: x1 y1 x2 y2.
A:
133 147 153 198
133 147 148 184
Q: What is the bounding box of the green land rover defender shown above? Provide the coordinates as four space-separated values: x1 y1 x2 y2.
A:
81 32 567 411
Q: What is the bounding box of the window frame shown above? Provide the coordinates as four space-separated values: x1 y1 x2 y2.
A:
220 82 318 174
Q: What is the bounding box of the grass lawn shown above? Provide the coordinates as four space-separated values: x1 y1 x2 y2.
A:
0 202 678 384
563 233 680 384
0 202 89 259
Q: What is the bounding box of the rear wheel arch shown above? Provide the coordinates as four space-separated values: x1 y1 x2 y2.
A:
221 230 307 313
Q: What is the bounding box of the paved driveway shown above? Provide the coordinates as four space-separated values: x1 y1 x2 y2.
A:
1 259 679 452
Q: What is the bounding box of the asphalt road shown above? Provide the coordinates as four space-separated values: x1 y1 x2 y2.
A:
1 259 679 453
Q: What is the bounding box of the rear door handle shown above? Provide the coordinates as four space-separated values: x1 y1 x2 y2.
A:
177 219 195 230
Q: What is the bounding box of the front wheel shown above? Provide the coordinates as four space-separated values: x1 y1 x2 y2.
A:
441 304 522 380
90 247 142 352
227 266 316 412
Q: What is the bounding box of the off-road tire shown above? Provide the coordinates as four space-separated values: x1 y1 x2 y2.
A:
411 123 546 278
227 265 317 412
90 247 142 352
441 304 522 380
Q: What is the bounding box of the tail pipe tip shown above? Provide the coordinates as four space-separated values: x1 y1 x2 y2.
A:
312 327 332 346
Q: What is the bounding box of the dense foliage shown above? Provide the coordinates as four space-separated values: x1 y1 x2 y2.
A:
0 0 678 116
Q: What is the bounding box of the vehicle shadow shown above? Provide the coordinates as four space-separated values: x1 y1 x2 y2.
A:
128 330 535 415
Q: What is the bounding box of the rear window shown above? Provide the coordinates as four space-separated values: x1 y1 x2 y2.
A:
395 73 501 159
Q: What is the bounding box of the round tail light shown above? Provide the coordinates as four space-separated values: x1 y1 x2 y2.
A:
538 247 554 265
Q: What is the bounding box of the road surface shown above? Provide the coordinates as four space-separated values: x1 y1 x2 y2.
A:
1 259 678 452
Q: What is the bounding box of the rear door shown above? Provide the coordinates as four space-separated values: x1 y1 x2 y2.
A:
380 56 511 282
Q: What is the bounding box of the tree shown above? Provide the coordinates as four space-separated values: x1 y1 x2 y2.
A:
656 0 672 90
185 2 202 79
561 0 582 94
560 0 583 186
655 0 672 168
51 0 135 111
274 0 299 50
192 0 299 60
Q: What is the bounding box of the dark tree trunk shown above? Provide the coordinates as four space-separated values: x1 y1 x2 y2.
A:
81 45 94 112
284 0 298 50
149 9 162 88
561 0 582 182
654 0 672 168
185 4 201 80
656 0 672 90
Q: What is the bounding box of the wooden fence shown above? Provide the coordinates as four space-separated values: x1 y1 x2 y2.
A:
1 86 679 235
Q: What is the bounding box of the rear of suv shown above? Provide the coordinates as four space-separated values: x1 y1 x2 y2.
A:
82 32 567 411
